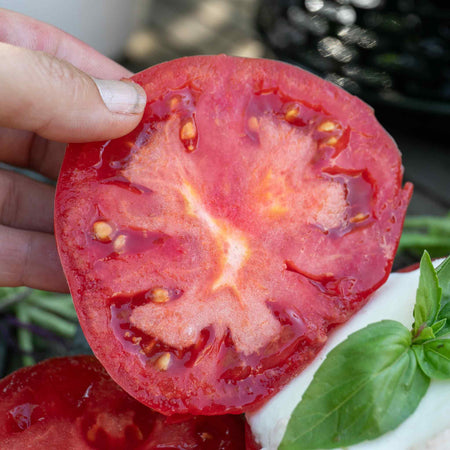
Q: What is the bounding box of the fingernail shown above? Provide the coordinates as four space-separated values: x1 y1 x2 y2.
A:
93 78 146 114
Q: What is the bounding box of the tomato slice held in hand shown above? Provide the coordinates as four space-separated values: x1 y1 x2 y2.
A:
55 55 412 415
0 356 245 449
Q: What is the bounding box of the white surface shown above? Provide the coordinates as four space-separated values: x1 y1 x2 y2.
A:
247 260 450 450
2 0 151 57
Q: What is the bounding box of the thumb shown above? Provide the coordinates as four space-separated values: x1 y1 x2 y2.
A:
0 42 146 142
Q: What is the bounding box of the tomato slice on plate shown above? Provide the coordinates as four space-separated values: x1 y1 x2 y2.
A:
55 55 412 415
0 356 245 449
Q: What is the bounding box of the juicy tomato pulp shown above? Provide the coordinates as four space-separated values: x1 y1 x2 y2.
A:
0 356 245 449
55 56 412 415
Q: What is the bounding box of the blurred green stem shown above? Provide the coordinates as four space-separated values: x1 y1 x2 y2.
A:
399 233 450 250
25 295 78 321
0 288 32 313
25 305 77 339
403 215 450 234
15 303 35 367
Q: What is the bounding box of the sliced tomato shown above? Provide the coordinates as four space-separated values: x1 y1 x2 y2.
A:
0 356 245 449
55 55 412 415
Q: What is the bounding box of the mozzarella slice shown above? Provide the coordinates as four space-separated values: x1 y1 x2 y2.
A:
247 261 450 450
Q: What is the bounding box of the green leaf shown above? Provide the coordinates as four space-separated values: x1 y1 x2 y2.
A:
280 321 429 450
412 251 441 335
412 319 448 344
435 256 450 336
413 339 450 379
436 255 450 293
431 319 447 336
413 326 435 344
436 307 450 338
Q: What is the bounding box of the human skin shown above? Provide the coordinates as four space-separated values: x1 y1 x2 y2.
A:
0 8 146 291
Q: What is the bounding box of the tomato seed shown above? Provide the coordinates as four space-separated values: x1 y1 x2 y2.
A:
155 352 171 371
284 105 300 123
169 95 181 110
180 118 197 152
247 116 259 132
317 120 336 132
86 425 98 442
148 288 170 303
199 432 213 440
113 234 127 253
92 221 113 242
325 136 338 145
130 426 144 441
180 119 197 140
350 213 369 223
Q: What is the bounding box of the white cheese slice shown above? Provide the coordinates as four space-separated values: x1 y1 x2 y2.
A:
247 260 450 450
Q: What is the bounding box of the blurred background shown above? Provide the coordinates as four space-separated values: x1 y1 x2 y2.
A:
1 0 449 375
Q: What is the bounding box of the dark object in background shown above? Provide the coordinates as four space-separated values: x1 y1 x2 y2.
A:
256 0 450 131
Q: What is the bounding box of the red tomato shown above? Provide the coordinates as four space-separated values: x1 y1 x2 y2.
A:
55 55 412 415
0 356 245 449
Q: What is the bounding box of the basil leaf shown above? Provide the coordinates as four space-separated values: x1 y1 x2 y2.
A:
432 318 447 336
412 320 447 344
412 318 448 343
280 321 429 450
436 256 450 302
413 326 435 344
413 251 441 335
413 339 450 379
436 306 450 337
436 256 450 336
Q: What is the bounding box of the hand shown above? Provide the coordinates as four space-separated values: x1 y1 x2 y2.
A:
0 9 147 292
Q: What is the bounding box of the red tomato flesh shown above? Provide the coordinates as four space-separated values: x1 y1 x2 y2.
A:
55 55 412 415
0 356 245 449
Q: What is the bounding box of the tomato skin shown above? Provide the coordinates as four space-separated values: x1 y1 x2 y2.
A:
397 262 421 273
55 55 412 415
0 356 245 449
